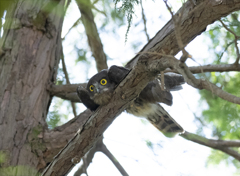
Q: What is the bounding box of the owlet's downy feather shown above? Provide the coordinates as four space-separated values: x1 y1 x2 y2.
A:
77 65 184 137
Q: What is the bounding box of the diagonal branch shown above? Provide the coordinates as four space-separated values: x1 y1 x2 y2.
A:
76 0 108 72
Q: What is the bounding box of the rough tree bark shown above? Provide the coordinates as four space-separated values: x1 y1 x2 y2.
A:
0 0 65 174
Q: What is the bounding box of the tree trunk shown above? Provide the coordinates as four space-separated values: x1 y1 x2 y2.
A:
0 0 64 174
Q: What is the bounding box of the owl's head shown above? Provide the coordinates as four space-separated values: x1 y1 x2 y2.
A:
87 70 115 99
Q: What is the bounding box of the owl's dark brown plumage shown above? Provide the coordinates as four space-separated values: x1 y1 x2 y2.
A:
77 65 184 137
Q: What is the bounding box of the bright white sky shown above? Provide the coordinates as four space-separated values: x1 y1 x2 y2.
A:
54 0 238 175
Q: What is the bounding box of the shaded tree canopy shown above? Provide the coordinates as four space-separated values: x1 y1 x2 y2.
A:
0 0 240 175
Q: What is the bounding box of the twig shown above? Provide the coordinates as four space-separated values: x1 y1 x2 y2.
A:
163 0 190 63
74 136 129 176
64 0 72 13
99 142 129 176
61 49 77 117
62 18 81 41
140 0 150 41
92 0 99 5
217 40 235 64
178 93 207 127
160 71 165 90
180 131 240 161
219 19 240 65
92 5 107 17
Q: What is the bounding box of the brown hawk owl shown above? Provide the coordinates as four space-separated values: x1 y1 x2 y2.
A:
77 65 184 137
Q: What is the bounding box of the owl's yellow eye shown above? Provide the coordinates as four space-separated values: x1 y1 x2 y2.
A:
100 79 107 85
89 85 94 91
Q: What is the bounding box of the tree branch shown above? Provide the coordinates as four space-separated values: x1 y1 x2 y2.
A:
99 141 129 176
182 63 240 74
47 83 86 102
180 131 240 161
43 110 92 165
76 0 108 72
74 136 128 176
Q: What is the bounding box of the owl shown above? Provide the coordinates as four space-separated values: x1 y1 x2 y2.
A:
77 65 184 137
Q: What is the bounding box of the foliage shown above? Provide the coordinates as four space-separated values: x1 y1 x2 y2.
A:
206 12 240 64
200 73 240 139
47 98 69 129
114 0 139 42
200 12 240 169
0 151 39 176
47 110 62 129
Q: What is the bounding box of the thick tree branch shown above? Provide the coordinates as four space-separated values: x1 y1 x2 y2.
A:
47 83 86 102
181 131 240 161
76 0 108 72
42 1 240 175
43 109 92 165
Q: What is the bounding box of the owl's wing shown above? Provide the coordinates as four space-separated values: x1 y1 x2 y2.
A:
139 74 185 106
146 104 184 137
126 100 183 137
139 79 173 106
162 73 185 91
77 86 99 111
108 65 129 84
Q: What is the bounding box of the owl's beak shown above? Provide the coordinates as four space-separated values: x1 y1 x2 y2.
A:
96 87 100 93
93 83 100 93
